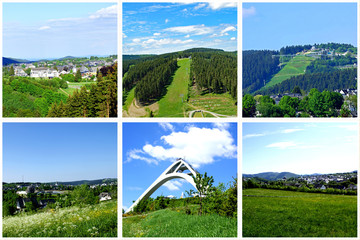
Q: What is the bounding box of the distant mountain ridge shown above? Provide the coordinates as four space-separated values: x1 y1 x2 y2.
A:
3 178 117 186
243 172 299 180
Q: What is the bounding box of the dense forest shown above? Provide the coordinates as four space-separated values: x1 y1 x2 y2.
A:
190 52 237 98
256 68 357 96
243 50 279 93
280 45 312 55
3 63 117 117
123 48 237 106
306 55 357 73
48 63 117 117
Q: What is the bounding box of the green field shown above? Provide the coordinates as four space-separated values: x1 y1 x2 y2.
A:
156 58 191 117
123 87 135 112
3 200 117 237
123 208 237 237
243 189 357 237
264 55 314 88
188 92 237 117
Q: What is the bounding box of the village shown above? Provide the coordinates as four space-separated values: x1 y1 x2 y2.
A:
243 171 357 191
3 179 117 212
7 56 117 81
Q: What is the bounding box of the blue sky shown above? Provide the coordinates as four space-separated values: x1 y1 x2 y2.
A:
3 123 117 183
243 122 358 175
123 122 237 211
3 3 117 60
243 3 357 50
123 2 237 54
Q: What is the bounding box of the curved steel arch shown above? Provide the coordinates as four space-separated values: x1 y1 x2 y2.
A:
126 158 198 213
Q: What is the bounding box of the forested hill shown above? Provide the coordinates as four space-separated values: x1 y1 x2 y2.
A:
243 43 357 95
123 48 237 104
3 57 30 66
243 172 299 181
243 50 279 94
256 68 357 96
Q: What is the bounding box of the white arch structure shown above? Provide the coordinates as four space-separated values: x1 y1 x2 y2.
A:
126 158 198 213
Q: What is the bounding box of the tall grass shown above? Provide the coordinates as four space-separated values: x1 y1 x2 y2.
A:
123 208 237 237
243 189 357 237
3 200 117 237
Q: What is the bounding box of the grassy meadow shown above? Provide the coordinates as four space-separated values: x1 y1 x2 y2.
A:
3 200 117 237
123 207 237 237
264 55 314 88
243 189 357 237
157 58 191 117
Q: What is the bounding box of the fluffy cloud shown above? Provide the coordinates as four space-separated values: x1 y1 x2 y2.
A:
153 32 161 36
163 180 183 191
230 37 236 41
164 24 214 36
243 6 256 18
208 2 237 10
127 126 237 168
194 3 206 10
89 4 117 19
266 141 297 149
38 26 50 30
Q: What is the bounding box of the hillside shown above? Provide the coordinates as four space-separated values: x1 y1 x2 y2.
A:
243 43 357 95
123 48 237 117
243 172 299 180
3 57 30 65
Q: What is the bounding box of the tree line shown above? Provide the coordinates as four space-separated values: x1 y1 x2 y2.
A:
243 50 280 93
243 88 353 117
48 63 117 117
190 52 237 99
256 68 357 96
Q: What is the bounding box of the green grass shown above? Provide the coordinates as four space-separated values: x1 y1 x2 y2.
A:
156 58 191 117
3 200 117 237
188 92 237 116
123 87 135 112
264 55 314 88
68 82 95 86
243 189 357 237
123 208 237 237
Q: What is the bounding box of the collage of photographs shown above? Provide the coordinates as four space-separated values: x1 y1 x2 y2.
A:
1 0 359 239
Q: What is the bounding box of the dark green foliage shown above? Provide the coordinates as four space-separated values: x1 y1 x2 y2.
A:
243 50 280 93
306 55 357 73
280 44 312 55
3 191 18 217
74 70 82 82
190 52 237 99
257 68 357 95
242 94 256 117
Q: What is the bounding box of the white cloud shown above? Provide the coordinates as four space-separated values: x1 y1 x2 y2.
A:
38 26 50 30
140 38 193 48
126 149 158 164
139 126 237 168
165 24 214 36
159 123 174 132
132 38 141 43
208 2 237 10
230 37 236 41
163 180 183 191
221 26 236 35
153 32 161 36
184 34 190 38
243 6 256 18
243 133 265 139
123 33 127 38
266 141 297 149
213 122 230 130
89 4 117 19
281 129 304 134
194 3 206 10
165 19 169 24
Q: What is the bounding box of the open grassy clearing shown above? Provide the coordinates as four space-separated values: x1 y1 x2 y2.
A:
243 189 357 237
156 58 190 117
188 92 237 117
3 200 117 237
123 87 135 113
123 207 237 237
264 55 314 89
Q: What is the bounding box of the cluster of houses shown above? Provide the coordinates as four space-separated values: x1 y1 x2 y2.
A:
10 57 117 80
302 46 357 59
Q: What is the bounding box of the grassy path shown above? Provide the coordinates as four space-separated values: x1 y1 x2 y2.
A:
264 55 314 89
243 189 357 237
156 58 190 117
